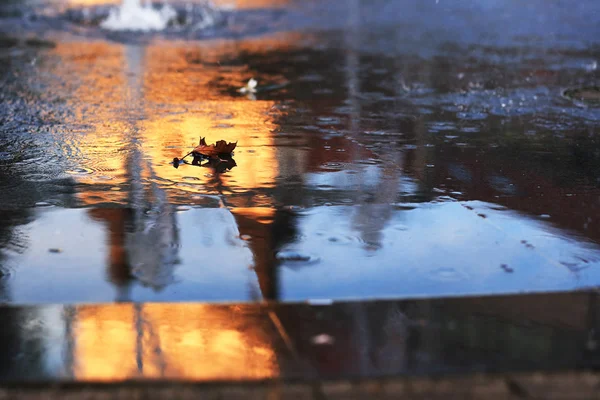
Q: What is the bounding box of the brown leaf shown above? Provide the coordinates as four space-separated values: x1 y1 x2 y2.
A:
192 137 237 157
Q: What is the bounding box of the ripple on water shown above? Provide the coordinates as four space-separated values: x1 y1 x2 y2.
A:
320 162 343 171
563 87 600 107
321 232 364 246
427 267 469 282
66 166 95 175
175 183 207 194
276 251 321 268
316 116 342 125
456 111 488 121
34 201 55 208
428 122 457 133
460 126 481 133
284 205 305 212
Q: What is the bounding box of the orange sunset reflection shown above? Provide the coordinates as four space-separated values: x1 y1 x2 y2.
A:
43 41 132 205
72 303 279 380
40 26 320 302
140 101 279 195
43 36 305 205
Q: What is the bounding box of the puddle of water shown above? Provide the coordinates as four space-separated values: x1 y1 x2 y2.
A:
0 0 600 304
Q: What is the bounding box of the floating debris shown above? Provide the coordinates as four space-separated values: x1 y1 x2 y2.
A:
520 240 535 249
172 137 237 168
500 264 514 273
193 137 237 157
238 78 258 94
311 334 335 345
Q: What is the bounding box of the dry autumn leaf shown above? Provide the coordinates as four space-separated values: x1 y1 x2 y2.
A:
172 137 238 168
193 137 237 157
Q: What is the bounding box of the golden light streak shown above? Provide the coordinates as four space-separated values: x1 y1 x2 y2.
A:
72 303 279 380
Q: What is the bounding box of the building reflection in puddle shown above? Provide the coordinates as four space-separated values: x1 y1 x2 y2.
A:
66 303 280 380
1 292 600 381
35 33 305 302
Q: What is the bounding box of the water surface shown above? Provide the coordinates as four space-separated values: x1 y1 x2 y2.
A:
0 0 599 304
